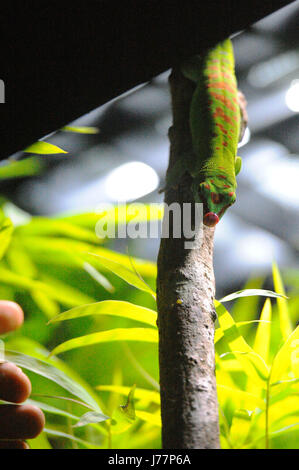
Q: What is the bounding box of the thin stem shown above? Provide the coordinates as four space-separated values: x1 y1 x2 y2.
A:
265 377 270 449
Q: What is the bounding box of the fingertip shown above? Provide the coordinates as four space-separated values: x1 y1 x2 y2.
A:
20 405 46 439
0 440 30 449
0 301 24 334
0 404 45 440
0 362 32 403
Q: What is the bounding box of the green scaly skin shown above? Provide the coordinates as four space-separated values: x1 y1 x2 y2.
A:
167 38 242 227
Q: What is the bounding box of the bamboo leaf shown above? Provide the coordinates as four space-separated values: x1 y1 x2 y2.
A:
44 428 97 448
61 126 99 134
220 351 269 386
48 300 157 328
272 261 292 341
110 385 136 434
4 350 105 415
229 409 253 448
253 298 272 364
135 410 161 427
0 267 93 307
73 410 108 428
0 157 42 179
215 320 271 345
217 384 265 410
87 252 156 298
95 385 160 404
0 216 13 260
24 141 67 155
82 262 114 293
271 324 299 383
27 431 52 449
4 336 105 413
231 276 264 323
219 289 287 303
50 328 158 356
16 217 99 243
56 204 163 230
26 398 80 421
215 300 269 386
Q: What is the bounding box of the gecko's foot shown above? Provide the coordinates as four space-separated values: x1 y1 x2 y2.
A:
203 212 219 227
158 183 179 194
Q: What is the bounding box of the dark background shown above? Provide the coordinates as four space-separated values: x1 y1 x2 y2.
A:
0 0 294 159
1 0 299 296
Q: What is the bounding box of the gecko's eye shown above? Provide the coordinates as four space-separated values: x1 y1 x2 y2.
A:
203 212 219 227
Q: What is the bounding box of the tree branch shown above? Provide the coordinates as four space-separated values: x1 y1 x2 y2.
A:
156 67 220 449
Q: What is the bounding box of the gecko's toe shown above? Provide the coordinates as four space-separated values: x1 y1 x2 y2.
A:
203 212 219 227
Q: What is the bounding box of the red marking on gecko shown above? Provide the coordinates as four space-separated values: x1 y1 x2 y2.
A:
204 184 210 190
228 192 235 197
209 91 237 112
223 184 231 188
218 175 227 179
207 81 235 94
212 108 234 125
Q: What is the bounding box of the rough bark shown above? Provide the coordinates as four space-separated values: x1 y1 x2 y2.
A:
156 67 220 449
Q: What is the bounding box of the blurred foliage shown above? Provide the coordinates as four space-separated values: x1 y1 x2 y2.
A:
0 201 298 449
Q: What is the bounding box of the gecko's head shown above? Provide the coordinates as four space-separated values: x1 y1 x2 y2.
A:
198 177 236 227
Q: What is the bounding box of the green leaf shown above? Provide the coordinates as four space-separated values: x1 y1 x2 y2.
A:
110 385 136 434
83 262 115 293
73 410 109 428
272 261 292 341
271 324 299 383
0 267 93 307
6 246 60 318
219 289 287 303
253 298 272 364
16 217 100 243
216 384 265 410
4 350 106 415
215 320 271 345
49 328 158 356
220 351 269 386
27 431 52 449
4 336 105 413
0 216 13 260
215 300 269 386
27 398 80 422
0 157 42 179
95 385 160 404
87 252 156 298
23 141 68 155
57 203 164 228
135 410 161 427
229 409 253 448
44 428 97 449
61 126 99 134
48 300 157 327
231 276 264 322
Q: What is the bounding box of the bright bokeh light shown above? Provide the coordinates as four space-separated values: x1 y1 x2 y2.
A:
105 161 159 201
285 80 299 112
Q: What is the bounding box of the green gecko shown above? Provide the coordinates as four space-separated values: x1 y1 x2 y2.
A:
167 38 243 227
